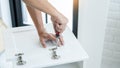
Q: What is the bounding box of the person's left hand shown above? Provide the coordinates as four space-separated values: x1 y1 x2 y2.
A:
38 31 64 48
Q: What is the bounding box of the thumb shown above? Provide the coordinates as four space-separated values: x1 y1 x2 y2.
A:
40 39 46 48
59 36 64 45
48 34 56 40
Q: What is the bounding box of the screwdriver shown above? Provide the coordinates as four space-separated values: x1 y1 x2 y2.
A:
55 32 60 47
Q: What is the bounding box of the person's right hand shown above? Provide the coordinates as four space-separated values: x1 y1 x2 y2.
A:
51 13 68 34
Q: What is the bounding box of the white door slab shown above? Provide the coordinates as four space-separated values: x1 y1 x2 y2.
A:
3 24 88 68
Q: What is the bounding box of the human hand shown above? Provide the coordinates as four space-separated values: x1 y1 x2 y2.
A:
51 13 68 33
39 32 64 48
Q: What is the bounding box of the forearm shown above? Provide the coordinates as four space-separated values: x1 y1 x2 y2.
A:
23 0 60 17
26 6 45 35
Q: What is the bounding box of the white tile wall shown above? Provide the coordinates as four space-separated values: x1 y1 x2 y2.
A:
101 0 120 68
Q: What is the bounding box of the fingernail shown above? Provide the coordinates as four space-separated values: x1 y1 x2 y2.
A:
62 43 64 46
43 46 46 48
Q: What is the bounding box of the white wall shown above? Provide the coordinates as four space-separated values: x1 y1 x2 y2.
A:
78 0 109 68
0 0 12 27
48 0 73 30
101 0 120 68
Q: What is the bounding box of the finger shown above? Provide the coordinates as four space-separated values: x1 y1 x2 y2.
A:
61 25 66 33
55 26 62 33
56 23 63 29
58 41 61 47
53 22 61 32
40 39 46 48
53 22 65 33
53 22 62 33
53 23 57 33
61 27 65 33
48 33 56 40
59 36 64 45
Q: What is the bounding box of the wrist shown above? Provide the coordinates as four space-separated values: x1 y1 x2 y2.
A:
50 10 61 18
36 27 46 35
38 29 46 34
38 30 46 36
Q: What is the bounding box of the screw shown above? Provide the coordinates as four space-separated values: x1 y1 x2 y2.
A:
15 53 26 65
